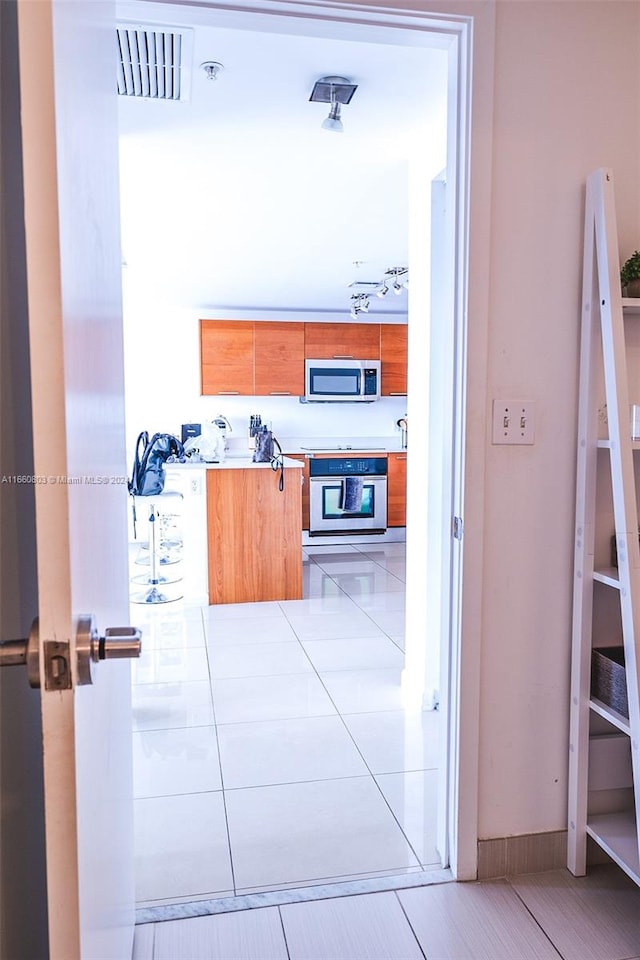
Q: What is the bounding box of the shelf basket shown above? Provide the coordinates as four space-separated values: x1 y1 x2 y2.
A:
591 646 628 718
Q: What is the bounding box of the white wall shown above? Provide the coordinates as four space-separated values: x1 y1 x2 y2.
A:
476 0 640 840
122 293 408 455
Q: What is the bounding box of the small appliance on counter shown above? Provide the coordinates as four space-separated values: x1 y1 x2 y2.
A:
181 423 201 444
213 415 232 453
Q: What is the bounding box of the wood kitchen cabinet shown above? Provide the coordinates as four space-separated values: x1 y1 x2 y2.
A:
387 452 407 526
201 320 254 395
380 323 408 396
254 321 305 396
283 454 310 529
304 322 380 360
206 465 302 604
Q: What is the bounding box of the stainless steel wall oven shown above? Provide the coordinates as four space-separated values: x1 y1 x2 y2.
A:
308 456 387 535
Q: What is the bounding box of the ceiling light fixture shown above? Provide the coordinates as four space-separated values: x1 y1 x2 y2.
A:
346 267 408 317
385 267 409 295
350 293 370 319
309 75 358 134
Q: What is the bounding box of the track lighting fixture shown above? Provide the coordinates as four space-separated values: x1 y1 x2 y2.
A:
349 293 370 319
346 267 408 317
309 76 358 133
385 267 409 292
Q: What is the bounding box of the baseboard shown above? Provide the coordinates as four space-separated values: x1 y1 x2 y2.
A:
477 830 567 880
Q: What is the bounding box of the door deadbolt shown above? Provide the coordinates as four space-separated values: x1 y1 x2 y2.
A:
0 619 40 687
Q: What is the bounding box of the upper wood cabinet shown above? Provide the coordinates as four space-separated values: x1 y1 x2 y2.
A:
201 320 254 395
304 322 380 360
380 323 408 396
254 321 304 396
201 319 407 397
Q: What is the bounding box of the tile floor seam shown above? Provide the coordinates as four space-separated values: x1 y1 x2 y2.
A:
204 629 240 898
392 888 429 960
506 877 569 960
276 904 292 960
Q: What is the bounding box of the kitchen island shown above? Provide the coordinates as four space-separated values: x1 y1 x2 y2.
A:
166 457 303 605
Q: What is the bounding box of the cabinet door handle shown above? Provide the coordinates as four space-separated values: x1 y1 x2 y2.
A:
218 391 240 395
389 392 407 396
395 455 407 461
269 391 291 395
332 355 355 359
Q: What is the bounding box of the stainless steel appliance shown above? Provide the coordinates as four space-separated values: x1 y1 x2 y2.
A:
305 359 381 402
309 456 387 535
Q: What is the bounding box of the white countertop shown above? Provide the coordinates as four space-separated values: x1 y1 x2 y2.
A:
167 455 303 469
227 436 407 455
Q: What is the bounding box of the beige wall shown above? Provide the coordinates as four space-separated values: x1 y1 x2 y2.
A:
479 0 640 839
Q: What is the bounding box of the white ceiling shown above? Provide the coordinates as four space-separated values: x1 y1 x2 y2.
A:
116 1 448 315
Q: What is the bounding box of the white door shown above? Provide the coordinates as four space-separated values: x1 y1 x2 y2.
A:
17 1 136 957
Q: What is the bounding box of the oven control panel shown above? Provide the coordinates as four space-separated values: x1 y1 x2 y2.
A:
309 457 388 477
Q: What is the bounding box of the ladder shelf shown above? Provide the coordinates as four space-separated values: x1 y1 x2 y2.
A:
569 168 640 884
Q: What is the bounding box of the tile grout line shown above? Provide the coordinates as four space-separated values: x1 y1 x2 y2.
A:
276 904 292 960
203 617 239 897
392 888 429 960
506 879 569 959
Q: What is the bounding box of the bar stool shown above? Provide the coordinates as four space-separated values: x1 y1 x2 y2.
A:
130 491 184 604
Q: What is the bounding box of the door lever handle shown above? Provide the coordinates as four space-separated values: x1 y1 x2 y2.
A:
0 617 142 688
76 615 142 685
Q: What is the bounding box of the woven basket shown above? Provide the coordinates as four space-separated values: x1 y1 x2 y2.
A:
591 646 628 717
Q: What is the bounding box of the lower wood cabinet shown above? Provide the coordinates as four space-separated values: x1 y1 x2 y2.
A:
282 454 310 529
206 466 302 603
387 453 407 526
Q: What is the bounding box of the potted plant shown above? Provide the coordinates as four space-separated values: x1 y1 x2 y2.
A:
621 250 640 297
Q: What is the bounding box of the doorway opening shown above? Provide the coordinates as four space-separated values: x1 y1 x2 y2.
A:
118 0 469 916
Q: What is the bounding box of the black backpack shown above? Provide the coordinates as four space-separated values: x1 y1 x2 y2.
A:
128 431 184 535
128 431 184 498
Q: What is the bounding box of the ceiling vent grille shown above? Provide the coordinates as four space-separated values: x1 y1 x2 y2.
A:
117 24 193 101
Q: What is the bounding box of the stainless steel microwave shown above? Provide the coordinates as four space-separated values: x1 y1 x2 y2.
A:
304 359 381 402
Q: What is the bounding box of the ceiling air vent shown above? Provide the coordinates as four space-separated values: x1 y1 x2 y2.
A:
117 24 193 101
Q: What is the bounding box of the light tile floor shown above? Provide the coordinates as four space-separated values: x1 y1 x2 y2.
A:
130 542 442 908
133 865 640 960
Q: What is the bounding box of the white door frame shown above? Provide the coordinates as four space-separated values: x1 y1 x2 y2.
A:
122 0 495 880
